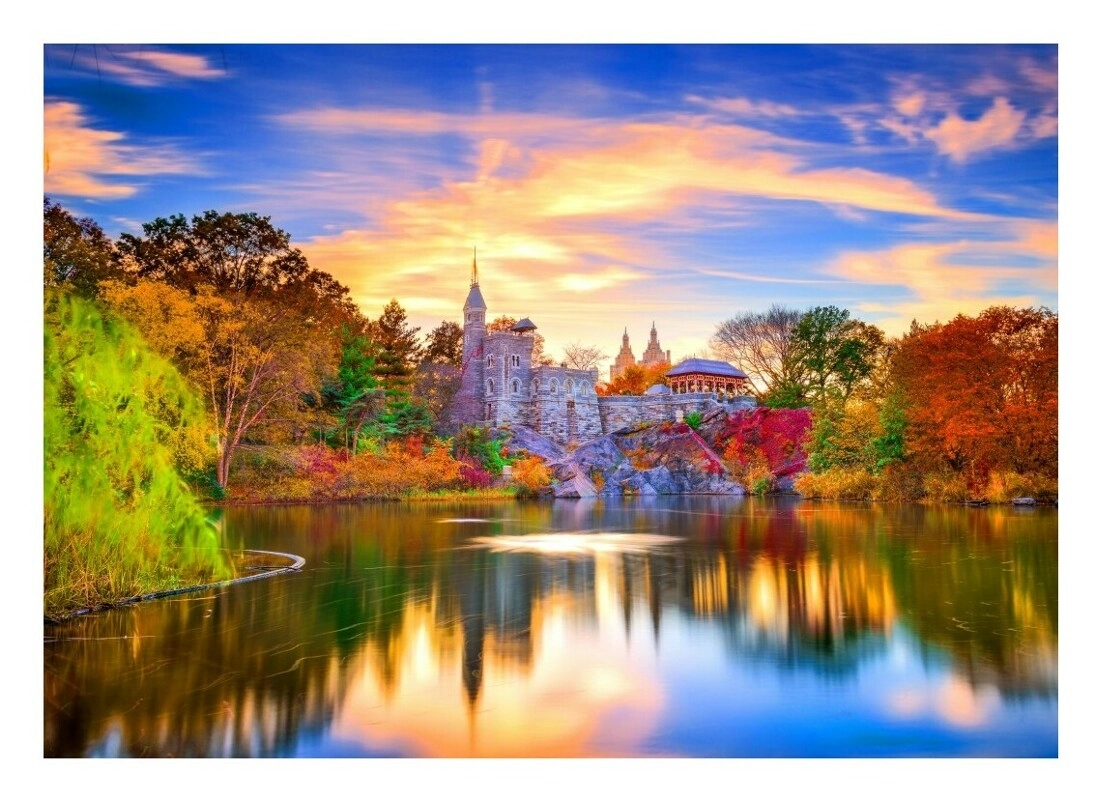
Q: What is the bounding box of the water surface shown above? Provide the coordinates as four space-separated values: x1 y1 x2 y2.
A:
44 497 1057 757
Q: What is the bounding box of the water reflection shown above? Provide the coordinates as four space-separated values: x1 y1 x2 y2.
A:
44 498 1057 757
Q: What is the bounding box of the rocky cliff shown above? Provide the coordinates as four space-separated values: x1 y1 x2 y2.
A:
500 405 811 498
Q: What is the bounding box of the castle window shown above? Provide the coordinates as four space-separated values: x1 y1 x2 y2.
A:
564 378 573 395
486 379 495 395
486 355 494 368
533 379 540 394
511 379 520 395
511 354 520 367
580 382 589 396
549 379 558 394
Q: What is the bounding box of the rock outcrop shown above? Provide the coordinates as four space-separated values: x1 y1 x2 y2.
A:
498 412 752 497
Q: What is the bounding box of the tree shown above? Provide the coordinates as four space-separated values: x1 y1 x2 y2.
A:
323 323 382 454
562 342 607 374
488 315 550 365
710 304 803 395
115 210 310 297
778 306 884 407
102 279 337 492
44 290 227 614
44 197 119 296
369 299 423 395
890 306 1057 480
423 320 463 366
596 362 670 396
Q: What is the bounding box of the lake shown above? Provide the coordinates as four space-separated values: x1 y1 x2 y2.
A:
43 496 1057 757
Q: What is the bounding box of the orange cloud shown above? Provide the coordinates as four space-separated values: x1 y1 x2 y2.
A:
828 222 1057 333
924 97 1025 163
44 101 201 199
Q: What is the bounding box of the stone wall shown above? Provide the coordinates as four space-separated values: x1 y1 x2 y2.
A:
598 393 757 434
525 365 601 444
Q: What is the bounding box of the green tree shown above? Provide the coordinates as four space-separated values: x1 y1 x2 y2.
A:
423 320 463 366
370 299 423 396
778 306 884 407
322 323 382 453
44 291 228 616
115 210 310 297
43 197 118 296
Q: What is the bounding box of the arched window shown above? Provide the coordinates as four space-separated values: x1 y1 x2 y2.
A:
486 355 495 368
580 381 589 397
511 379 520 395
549 379 558 394
486 378 494 395
564 378 574 395
532 379 540 394
511 354 520 367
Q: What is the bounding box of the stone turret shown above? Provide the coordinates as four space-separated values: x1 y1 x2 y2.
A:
451 251 488 426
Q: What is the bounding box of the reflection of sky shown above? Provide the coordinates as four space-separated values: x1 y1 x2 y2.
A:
649 621 1056 757
316 551 1056 757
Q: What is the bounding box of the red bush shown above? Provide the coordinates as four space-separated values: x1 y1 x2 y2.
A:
715 407 811 478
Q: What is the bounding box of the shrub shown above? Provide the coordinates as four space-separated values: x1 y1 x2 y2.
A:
921 472 970 503
683 411 703 430
512 456 552 497
794 468 877 500
983 471 1058 504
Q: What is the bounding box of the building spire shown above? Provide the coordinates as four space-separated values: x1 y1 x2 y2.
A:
471 247 479 287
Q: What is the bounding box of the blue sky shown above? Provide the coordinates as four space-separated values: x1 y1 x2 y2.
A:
43 42 1058 364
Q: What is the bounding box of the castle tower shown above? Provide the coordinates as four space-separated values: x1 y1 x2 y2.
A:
609 328 637 381
451 250 488 426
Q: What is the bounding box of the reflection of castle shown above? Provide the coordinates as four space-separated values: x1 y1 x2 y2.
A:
609 323 670 381
451 254 753 444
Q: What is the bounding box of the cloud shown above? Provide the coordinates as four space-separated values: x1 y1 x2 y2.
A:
44 100 203 199
688 95 801 118
48 46 227 87
923 97 1026 163
827 220 1057 333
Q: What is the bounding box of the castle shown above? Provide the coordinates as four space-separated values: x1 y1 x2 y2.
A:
450 256 754 445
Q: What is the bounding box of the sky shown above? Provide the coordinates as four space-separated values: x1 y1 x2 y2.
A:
42 42 1058 368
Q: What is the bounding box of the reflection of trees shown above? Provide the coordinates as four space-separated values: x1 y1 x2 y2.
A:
44 499 1057 756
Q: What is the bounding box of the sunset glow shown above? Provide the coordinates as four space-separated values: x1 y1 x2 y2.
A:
43 44 1057 361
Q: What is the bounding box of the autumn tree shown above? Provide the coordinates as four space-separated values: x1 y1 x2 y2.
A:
890 306 1057 481
711 304 803 395
102 279 336 491
44 197 119 296
597 362 671 396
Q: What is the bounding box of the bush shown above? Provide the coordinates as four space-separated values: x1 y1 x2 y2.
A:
982 471 1058 504
512 456 552 498
683 411 703 430
921 472 970 503
794 468 877 500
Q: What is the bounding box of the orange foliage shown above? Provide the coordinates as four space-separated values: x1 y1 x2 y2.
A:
891 306 1056 487
596 363 671 396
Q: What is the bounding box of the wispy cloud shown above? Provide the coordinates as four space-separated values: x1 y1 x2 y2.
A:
827 220 1057 333
48 45 227 87
44 100 203 199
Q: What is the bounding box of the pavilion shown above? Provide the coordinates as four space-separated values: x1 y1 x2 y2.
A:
664 358 749 397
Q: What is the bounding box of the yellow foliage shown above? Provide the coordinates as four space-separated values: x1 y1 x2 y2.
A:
512 456 552 496
794 469 877 501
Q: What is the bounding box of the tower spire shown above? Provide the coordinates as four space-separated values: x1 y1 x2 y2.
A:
471 247 479 287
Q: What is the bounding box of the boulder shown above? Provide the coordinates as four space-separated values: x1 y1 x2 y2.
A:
1012 496 1037 506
